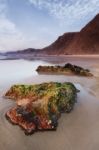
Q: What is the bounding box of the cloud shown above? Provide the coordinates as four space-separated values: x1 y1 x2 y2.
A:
0 0 50 51
0 1 26 51
0 1 54 51
0 0 98 51
29 0 99 22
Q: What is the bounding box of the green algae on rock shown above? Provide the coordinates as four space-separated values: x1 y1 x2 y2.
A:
5 82 79 135
36 63 93 77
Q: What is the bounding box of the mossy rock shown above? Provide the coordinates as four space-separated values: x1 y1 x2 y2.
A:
36 63 93 77
5 82 79 134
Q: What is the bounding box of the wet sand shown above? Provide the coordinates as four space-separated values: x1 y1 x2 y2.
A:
0 57 99 150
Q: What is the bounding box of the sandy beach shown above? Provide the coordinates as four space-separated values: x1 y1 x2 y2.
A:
0 56 99 150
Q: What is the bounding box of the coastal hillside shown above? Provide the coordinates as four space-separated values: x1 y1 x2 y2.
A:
42 14 99 55
1 14 99 58
41 32 78 55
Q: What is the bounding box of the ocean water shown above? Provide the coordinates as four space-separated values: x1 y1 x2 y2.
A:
0 57 99 150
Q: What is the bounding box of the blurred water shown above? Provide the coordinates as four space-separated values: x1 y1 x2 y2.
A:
0 57 99 150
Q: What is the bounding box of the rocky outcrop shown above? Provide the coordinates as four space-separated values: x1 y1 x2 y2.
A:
36 63 93 77
5 82 78 135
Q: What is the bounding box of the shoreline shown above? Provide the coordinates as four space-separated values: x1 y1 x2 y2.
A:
1 55 99 61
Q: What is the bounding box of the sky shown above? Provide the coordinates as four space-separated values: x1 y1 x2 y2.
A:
0 0 99 51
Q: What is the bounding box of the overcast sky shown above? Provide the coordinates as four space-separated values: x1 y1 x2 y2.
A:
0 0 99 51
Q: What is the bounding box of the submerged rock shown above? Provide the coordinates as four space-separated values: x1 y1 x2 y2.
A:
5 82 79 135
36 63 93 77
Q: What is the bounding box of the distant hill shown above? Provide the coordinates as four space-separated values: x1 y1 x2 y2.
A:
1 14 99 58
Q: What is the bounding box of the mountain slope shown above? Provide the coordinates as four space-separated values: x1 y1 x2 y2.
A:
42 14 99 55
1 14 99 57
42 32 78 55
